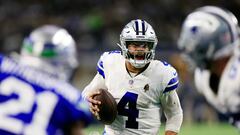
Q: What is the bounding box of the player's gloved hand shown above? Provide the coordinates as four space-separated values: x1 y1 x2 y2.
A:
87 91 101 120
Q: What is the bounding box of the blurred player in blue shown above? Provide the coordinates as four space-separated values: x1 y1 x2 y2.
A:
178 6 240 129
83 19 183 135
0 25 92 135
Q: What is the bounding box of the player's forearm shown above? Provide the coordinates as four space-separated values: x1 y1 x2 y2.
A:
204 92 224 111
165 130 178 135
82 73 106 99
194 69 226 113
199 86 226 113
162 91 183 133
165 112 183 133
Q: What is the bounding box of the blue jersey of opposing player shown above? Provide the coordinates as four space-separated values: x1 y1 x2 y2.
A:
0 55 92 135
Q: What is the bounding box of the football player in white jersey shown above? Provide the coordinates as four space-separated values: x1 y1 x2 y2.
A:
178 6 240 129
82 19 183 135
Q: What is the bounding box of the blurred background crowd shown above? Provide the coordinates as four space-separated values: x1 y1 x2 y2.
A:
0 0 240 125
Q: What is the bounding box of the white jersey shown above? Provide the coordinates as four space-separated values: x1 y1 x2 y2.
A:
195 55 240 114
83 51 183 135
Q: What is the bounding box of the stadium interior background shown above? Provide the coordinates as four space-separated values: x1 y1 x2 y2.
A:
0 0 239 134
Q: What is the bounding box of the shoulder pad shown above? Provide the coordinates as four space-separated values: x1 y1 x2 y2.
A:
96 51 121 79
159 61 179 93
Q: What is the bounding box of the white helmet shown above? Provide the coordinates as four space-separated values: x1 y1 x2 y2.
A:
20 25 78 81
178 6 239 69
118 19 158 68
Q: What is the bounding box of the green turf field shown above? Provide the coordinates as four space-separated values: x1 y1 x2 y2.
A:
84 123 239 135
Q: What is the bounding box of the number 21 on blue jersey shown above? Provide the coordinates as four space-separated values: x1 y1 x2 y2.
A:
0 77 58 135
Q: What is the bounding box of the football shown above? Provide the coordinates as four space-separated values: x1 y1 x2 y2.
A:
93 88 117 125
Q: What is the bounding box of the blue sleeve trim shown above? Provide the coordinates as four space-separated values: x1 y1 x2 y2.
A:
97 66 105 79
98 60 104 68
97 60 105 79
167 76 178 85
163 83 178 93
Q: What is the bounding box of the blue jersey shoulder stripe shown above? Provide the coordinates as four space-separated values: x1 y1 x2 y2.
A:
167 76 178 85
163 83 178 93
98 61 104 68
97 60 105 79
97 66 105 79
